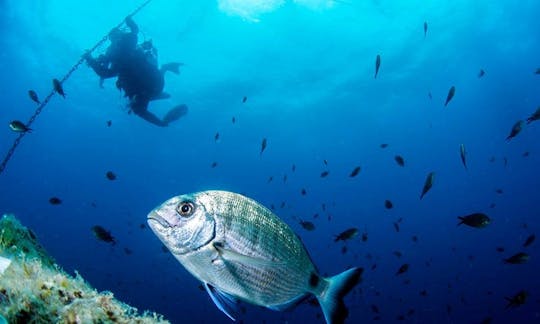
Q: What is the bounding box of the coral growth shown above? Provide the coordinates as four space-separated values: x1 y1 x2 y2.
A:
0 214 169 323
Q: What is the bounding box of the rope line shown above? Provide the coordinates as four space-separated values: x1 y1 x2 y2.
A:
0 0 154 175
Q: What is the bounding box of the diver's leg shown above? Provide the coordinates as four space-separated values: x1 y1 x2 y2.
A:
160 62 183 75
131 97 167 127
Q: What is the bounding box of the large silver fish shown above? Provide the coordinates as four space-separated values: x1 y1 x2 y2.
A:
148 190 362 323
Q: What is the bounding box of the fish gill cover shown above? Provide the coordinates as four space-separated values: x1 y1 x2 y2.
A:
0 0 539 323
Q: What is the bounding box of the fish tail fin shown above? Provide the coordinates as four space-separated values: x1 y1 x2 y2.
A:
457 217 465 226
317 267 363 324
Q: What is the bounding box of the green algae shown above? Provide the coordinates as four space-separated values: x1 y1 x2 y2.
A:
0 213 169 323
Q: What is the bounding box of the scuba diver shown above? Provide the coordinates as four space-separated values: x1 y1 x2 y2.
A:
84 16 186 127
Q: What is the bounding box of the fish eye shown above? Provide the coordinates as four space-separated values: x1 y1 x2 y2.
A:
177 201 195 217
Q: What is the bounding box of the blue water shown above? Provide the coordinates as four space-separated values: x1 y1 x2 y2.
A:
1 0 539 323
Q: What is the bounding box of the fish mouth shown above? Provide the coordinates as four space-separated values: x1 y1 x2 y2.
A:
147 211 171 229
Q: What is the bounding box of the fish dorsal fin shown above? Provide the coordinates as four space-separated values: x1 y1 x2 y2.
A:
213 242 285 268
204 282 238 321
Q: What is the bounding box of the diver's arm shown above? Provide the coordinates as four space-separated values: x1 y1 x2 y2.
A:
125 15 139 34
86 56 117 79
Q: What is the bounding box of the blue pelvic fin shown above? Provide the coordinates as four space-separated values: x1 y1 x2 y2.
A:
204 282 239 321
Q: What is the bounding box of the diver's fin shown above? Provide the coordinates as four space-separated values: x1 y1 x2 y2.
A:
316 267 363 324
161 62 183 74
163 104 188 125
213 242 285 268
0 256 12 275
204 282 238 321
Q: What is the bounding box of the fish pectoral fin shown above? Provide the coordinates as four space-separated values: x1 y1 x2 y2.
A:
204 282 238 321
213 242 285 268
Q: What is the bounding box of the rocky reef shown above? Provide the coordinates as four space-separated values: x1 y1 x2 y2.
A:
0 213 169 323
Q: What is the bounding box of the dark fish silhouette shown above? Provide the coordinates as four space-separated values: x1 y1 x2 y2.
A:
396 263 409 275
380 143 388 148
384 200 393 209
361 231 368 242
393 222 400 232
394 155 405 167
420 172 435 199
53 78 65 98
478 69 485 78
526 107 540 124
301 188 307 196
506 120 524 141
523 234 535 247
9 120 31 133
374 54 381 78
28 90 40 104
49 197 62 205
267 176 273 183
260 138 267 155
323 159 328 166
459 144 467 170
242 96 247 103
292 164 296 172
503 252 529 264
320 171 329 178
299 220 315 231
349 166 361 177
106 120 112 127
106 171 117 181
428 91 432 100
444 86 455 106
232 117 236 124
214 132 220 142
505 290 527 309
457 213 490 228
423 21 428 38
91 225 116 245
211 162 218 168
411 235 418 243
334 228 358 242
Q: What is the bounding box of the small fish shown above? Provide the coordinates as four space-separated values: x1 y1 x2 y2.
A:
28 90 40 104
457 213 490 228
394 155 405 167
242 96 247 103
411 235 418 243
106 120 112 127
503 252 529 264
522 151 530 157
526 107 540 124
291 164 296 172
105 171 117 181
459 144 467 170
428 91 432 100
419 290 428 297
301 188 307 196
323 159 328 166
480 317 493 324
49 197 62 205
9 120 31 133
361 231 368 242
340 246 347 254
334 228 359 242
299 220 315 231
393 222 400 232
503 157 508 167
91 225 116 245
444 86 455 107
505 120 524 141
124 247 133 255
232 117 236 124
478 69 485 78
374 54 381 79
320 171 329 178
214 132 220 142
393 251 402 258
260 138 267 155
147 190 363 323
349 166 361 177
53 78 66 98
384 200 393 209
396 264 409 275
380 143 388 148
267 176 273 183
211 162 218 168
495 189 503 194
496 247 505 253
283 174 287 183
419 172 435 200
523 234 535 247
371 304 380 314
423 21 428 38
505 290 527 309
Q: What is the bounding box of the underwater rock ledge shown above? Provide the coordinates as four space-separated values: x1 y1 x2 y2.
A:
0 213 169 323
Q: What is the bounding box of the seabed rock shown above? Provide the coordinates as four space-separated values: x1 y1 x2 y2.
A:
0 213 169 323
